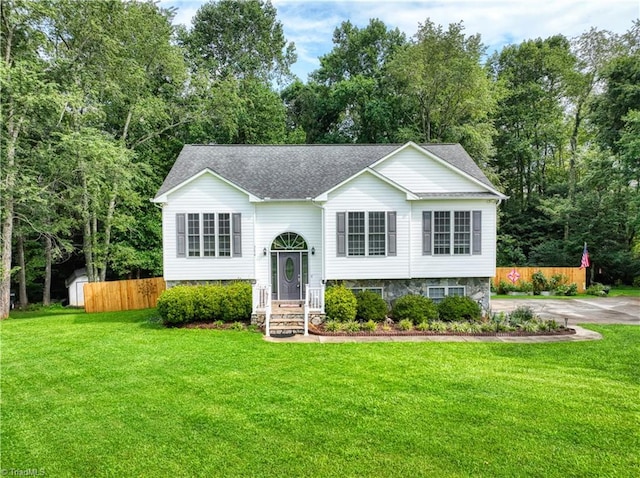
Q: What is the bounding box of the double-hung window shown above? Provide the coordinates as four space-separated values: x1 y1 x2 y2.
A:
433 211 450 255
203 213 216 256
337 211 396 257
187 213 200 257
348 212 366 256
218 213 231 257
177 213 241 258
423 210 481 256
368 212 386 256
453 211 471 254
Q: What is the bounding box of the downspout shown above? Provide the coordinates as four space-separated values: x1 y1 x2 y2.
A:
253 202 257 284
409 201 413 279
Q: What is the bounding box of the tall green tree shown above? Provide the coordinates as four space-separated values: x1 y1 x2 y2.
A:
390 20 496 160
184 0 295 82
0 0 63 317
47 0 188 282
489 35 576 211
285 19 407 143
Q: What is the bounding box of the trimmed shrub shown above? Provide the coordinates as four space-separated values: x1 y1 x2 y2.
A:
193 284 224 321
355 290 388 322
325 285 357 322
391 294 438 324
437 296 481 322
220 282 252 322
156 282 252 326
157 285 197 325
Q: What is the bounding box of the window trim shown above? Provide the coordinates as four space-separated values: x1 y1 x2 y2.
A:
177 212 240 258
423 210 481 256
427 286 466 303
342 210 393 257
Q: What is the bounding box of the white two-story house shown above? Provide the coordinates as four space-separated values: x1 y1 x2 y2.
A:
153 142 506 322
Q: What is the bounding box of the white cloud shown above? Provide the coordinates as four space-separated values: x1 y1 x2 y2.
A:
164 0 640 79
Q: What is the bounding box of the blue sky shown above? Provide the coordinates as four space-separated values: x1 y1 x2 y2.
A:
161 0 640 80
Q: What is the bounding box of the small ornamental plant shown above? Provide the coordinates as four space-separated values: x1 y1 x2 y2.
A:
355 290 388 322
391 294 438 324
324 285 357 322
437 296 481 322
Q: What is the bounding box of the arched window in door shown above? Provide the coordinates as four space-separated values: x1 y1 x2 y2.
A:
271 232 307 250
270 232 309 299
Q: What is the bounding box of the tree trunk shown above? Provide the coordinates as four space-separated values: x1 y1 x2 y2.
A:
565 101 583 241
98 188 118 282
43 235 52 306
16 234 28 308
0 108 21 319
0 197 14 319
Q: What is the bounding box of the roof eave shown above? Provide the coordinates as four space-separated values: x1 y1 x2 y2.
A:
153 168 262 203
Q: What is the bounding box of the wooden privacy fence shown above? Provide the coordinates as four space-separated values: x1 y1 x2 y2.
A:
84 277 166 313
494 267 586 293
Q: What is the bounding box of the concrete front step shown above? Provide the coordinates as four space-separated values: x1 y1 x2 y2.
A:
270 315 304 323
270 325 305 332
268 314 304 335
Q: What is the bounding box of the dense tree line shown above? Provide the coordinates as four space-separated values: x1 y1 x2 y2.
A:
1 0 638 317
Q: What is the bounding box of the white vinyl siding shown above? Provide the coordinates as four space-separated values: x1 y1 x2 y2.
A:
411 200 497 278
162 173 254 281
373 146 488 193
254 202 323 288
325 172 410 280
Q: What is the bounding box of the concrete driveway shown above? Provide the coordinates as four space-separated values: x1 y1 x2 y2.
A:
490 297 640 325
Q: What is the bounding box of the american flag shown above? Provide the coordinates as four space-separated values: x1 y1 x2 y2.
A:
580 243 590 269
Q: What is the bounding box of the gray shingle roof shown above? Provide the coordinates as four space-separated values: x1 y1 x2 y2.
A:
154 143 501 200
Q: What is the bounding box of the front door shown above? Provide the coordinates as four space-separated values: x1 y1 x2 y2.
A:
278 252 301 300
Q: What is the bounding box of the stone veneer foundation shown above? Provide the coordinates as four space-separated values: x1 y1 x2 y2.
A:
326 277 492 313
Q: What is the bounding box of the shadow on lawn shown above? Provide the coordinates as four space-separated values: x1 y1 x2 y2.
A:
68 308 162 328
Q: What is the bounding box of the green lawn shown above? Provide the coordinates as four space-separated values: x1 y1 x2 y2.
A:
1 309 638 477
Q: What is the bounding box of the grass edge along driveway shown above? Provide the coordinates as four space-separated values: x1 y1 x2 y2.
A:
1 309 638 477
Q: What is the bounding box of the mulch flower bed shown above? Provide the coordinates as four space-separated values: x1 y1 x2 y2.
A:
307 324 576 337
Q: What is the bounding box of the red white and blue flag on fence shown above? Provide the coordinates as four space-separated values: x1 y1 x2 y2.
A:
580 243 590 269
